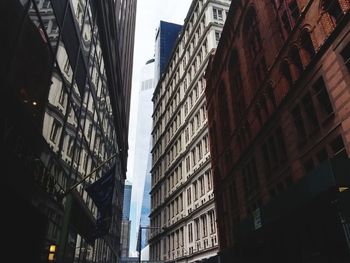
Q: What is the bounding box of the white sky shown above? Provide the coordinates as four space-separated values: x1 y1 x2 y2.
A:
127 0 192 257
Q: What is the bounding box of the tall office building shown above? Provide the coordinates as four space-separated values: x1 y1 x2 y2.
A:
205 0 350 262
138 151 152 246
154 21 183 83
1 0 136 262
149 0 231 262
121 181 132 259
123 181 132 220
129 58 155 254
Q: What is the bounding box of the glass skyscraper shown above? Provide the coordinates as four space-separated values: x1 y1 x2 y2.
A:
154 21 183 82
128 58 155 256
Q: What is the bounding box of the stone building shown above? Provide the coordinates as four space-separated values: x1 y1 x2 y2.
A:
149 0 231 262
205 0 350 262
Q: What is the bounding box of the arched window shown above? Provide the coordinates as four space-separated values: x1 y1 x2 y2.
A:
280 60 293 89
245 9 262 60
218 82 231 138
228 50 242 95
289 46 303 79
273 0 300 38
300 29 315 64
243 8 267 87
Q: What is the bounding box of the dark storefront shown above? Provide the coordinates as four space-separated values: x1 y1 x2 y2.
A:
219 158 350 263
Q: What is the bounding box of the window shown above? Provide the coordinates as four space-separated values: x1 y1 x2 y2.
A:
244 8 267 86
341 41 350 73
300 29 315 64
313 77 333 121
198 142 203 160
290 46 303 76
331 135 346 157
195 219 200 240
274 0 300 37
213 7 223 21
67 136 74 157
206 170 212 190
301 93 319 133
292 105 307 144
191 149 196 166
199 176 205 196
219 83 231 138
187 187 192 205
228 50 242 95
58 87 65 105
186 156 191 172
188 223 193 243
209 210 216 233
50 120 60 143
242 157 259 197
193 181 198 200
202 215 208 237
281 60 293 86
204 135 209 153
245 10 262 59
215 30 221 44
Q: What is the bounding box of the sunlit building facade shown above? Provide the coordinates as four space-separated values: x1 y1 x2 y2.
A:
1 0 136 262
149 0 231 262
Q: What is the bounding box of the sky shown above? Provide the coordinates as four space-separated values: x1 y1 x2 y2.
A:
126 0 192 257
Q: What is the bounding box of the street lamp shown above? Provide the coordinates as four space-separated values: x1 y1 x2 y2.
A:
138 226 162 263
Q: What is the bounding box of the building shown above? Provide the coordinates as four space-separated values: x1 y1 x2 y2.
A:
123 181 133 220
139 152 152 252
154 21 183 83
149 0 231 262
128 58 155 254
1 0 136 262
121 220 132 260
205 0 350 262
121 181 132 259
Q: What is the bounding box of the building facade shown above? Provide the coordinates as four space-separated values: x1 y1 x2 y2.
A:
149 0 231 262
205 0 350 262
1 0 136 262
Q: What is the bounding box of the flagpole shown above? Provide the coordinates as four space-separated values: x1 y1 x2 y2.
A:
62 152 118 197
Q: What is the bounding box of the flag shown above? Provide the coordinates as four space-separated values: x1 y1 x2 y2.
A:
85 164 116 241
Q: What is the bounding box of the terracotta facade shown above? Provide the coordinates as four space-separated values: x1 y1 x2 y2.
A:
205 0 350 261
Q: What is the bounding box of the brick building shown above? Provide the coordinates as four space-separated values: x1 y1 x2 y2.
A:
205 0 350 262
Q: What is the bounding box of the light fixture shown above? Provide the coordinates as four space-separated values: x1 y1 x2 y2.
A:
339 187 349 193
49 245 56 253
48 244 57 261
32 101 37 106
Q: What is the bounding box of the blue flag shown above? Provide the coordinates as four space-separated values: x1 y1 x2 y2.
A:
85 163 116 240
